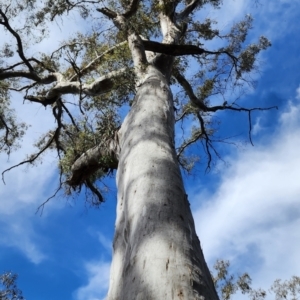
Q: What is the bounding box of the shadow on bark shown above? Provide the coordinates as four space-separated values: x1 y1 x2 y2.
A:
109 78 218 299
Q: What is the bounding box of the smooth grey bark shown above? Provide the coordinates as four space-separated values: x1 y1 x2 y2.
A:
107 66 219 299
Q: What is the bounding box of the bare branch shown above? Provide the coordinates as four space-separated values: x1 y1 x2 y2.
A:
173 70 277 145
177 130 203 158
0 114 10 145
173 71 207 110
0 71 60 83
60 101 79 131
85 179 104 203
205 104 278 145
196 112 214 170
0 57 55 73
24 68 126 106
0 71 41 82
174 71 277 156
175 108 190 122
123 0 141 18
176 0 202 21
2 127 60 183
0 8 34 72
96 7 118 19
142 40 238 63
36 181 63 215
69 41 127 81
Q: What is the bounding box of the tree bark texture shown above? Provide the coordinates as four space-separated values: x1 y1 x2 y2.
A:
107 66 219 299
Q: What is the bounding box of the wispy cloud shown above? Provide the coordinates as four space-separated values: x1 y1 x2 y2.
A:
0 153 57 263
193 88 300 291
97 232 112 253
0 89 61 263
0 7 85 265
73 260 111 300
0 218 47 264
296 86 300 100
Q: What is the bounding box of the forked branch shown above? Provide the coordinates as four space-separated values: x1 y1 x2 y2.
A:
1 127 61 184
0 8 34 72
175 71 278 168
176 0 202 21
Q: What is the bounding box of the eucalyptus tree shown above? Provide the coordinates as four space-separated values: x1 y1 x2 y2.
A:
212 260 300 300
0 0 273 299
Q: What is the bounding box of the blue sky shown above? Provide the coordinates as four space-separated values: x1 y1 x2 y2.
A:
1 1 300 299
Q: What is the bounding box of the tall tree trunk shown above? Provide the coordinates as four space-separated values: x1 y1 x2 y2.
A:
107 66 219 299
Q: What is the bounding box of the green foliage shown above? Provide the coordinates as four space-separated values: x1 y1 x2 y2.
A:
190 19 220 41
238 36 271 74
198 79 215 101
212 260 300 300
0 272 25 300
1 262 299 300
0 0 272 201
0 82 27 155
271 277 300 300
59 108 120 178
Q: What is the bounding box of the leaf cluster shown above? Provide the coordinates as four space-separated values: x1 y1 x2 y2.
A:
212 260 300 300
0 0 274 204
0 82 27 155
59 108 120 179
0 272 24 300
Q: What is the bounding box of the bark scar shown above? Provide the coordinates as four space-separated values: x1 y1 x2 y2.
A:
166 258 169 270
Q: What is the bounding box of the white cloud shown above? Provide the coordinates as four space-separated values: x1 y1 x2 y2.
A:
252 116 262 136
97 232 112 253
193 91 300 293
0 218 47 264
0 91 60 263
0 155 57 263
73 260 111 300
296 86 300 100
0 7 82 263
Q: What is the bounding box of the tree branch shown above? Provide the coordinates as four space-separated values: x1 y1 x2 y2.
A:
196 112 215 171
2 127 61 184
0 71 60 83
24 68 126 106
174 71 207 110
176 0 202 21
96 7 118 19
36 181 63 215
97 7 147 76
177 130 203 158
0 57 55 73
69 41 127 81
123 0 141 18
0 8 34 72
174 70 278 149
0 114 10 149
142 40 238 63
85 179 104 204
66 139 119 187
205 104 278 145
60 101 79 131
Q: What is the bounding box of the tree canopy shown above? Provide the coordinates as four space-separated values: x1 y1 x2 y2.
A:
0 0 274 206
212 260 300 300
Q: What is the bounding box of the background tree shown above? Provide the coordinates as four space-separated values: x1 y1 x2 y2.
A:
1 265 299 300
0 0 274 299
212 260 300 300
0 272 25 300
